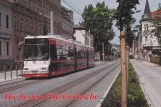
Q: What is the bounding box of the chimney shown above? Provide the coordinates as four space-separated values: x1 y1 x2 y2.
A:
50 11 54 35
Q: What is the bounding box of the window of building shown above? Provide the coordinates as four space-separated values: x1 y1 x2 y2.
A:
0 12 1 27
20 17 23 30
6 42 9 56
0 41 2 55
39 24 41 34
6 15 9 29
31 21 33 33
144 24 148 31
26 19 28 32
14 15 18 29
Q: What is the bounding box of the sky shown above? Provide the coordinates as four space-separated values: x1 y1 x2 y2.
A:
62 0 161 44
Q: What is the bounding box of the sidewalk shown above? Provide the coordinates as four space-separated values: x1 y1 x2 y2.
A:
143 61 161 71
131 59 161 107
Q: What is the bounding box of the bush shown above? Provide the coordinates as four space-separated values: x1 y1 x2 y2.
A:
101 63 149 107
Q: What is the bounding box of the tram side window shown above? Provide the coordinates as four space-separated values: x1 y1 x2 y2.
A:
92 52 94 59
88 51 90 59
82 50 85 59
82 50 84 59
68 47 74 59
50 44 57 60
85 50 87 59
77 49 81 59
89 51 92 59
57 45 67 60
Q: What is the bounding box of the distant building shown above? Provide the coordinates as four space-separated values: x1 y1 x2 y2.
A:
0 0 13 70
138 0 161 61
111 44 120 59
73 26 93 47
61 6 74 39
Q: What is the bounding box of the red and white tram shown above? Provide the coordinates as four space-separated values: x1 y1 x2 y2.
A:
23 35 95 78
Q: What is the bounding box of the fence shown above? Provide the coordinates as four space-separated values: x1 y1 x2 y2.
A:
150 56 161 65
1 63 24 81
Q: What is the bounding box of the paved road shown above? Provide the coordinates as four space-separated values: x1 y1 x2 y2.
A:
131 59 161 107
0 60 121 107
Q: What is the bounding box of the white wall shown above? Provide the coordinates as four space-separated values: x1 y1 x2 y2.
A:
141 20 160 47
74 30 85 44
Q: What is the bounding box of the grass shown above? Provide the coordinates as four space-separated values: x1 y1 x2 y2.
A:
101 63 149 107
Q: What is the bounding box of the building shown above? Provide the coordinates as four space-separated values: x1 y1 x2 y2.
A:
138 0 161 61
0 0 13 70
12 0 61 62
73 26 93 47
61 6 74 39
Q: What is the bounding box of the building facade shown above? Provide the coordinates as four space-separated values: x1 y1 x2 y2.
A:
12 0 61 62
73 26 94 47
138 0 161 61
0 0 13 70
61 6 74 39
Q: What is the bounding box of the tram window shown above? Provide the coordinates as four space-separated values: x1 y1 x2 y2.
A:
82 50 84 59
57 45 67 60
68 47 74 59
50 44 57 60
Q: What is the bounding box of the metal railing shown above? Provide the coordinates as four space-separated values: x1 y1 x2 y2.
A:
1 64 24 81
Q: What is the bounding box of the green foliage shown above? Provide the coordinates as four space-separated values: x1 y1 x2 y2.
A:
82 2 115 53
158 3 161 10
125 24 135 48
114 0 139 48
114 0 139 31
101 63 149 107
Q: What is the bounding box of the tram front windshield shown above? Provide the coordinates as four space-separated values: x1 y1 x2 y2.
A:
24 38 49 61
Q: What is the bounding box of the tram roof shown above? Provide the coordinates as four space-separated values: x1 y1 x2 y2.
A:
25 35 94 48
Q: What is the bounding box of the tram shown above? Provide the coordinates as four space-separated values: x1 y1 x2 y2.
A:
23 35 95 78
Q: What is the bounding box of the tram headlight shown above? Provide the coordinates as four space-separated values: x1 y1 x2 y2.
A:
41 67 48 71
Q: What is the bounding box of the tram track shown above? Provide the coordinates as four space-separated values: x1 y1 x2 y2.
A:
63 64 120 107
0 79 46 94
13 62 120 107
0 61 117 95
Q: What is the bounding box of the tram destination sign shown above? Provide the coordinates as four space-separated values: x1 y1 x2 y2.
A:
0 34 11 40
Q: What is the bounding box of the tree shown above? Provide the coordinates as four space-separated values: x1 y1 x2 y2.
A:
158 3 161 10
82 2 115 60
125 24 135 48
114 0 139 47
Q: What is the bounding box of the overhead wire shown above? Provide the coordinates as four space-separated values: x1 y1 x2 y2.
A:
62 0 83 19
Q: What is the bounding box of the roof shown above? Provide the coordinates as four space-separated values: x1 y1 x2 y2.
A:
73 25 86 30
25 35 93 48
61 6 73 13
151 9 161 18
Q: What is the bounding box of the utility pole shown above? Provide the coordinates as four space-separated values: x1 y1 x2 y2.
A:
102 42 105 61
